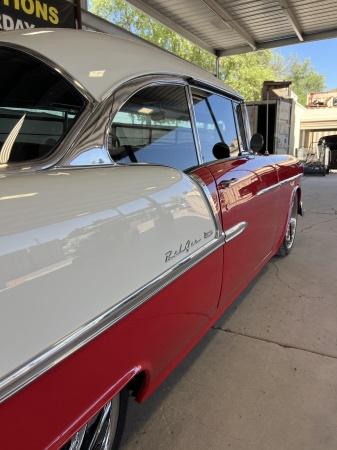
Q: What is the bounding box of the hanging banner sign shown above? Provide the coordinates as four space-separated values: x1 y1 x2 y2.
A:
0 0 76 31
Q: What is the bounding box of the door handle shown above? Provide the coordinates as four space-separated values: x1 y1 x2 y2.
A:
224 221 248 243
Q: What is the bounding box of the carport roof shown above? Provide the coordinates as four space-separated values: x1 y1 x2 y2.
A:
125 0 337 56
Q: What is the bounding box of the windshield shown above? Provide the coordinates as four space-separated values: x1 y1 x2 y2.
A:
0 47 86 164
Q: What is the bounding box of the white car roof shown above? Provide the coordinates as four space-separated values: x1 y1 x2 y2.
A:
0 28 241 102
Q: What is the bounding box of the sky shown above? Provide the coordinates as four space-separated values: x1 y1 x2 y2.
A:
275 37 337 91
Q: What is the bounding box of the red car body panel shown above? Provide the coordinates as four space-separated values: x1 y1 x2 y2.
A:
0 248 224 450
0 156 303 450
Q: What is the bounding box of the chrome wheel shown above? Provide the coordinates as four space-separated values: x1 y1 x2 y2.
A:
277 196 298 257
285 209 297 251
65 396 120 450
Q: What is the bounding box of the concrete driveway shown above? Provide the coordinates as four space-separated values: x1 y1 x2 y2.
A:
121 174 337 450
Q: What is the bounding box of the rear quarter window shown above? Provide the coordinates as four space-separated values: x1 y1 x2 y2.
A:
0 47 86 164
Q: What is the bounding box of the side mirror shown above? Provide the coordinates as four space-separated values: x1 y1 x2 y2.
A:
212 142 230 160
250 133 264 153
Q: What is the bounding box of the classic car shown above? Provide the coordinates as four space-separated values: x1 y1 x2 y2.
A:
0 29 303 450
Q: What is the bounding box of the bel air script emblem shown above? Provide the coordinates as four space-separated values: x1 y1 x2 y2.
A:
164 230 214 263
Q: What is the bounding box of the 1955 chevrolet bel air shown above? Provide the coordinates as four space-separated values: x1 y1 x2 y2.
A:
0 29 303 450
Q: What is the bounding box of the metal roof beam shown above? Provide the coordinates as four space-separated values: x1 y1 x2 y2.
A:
279 0 303 42
218 27 337 56
125 0 216 54
200 0 257 50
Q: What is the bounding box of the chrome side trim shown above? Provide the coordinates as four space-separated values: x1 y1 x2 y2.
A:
0 233 225 404
224 221 248 243
0 114 26 164
256 174 302 197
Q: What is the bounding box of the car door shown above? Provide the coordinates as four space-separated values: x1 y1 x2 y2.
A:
191 87 279 308
108 80 223 321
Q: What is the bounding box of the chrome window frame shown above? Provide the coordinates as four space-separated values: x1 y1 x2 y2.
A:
63 74 244 170
189 85 243 164
0 47 244 173
240 103 252 151
102 76 202 169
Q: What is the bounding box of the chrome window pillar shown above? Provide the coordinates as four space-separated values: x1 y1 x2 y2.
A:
232 100 247 154
63 75 201 168
240 103 252 148
186 84 203 166
63 76 191 168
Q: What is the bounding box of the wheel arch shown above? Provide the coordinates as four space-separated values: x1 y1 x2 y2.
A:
126 369 149 400
296 187 303 216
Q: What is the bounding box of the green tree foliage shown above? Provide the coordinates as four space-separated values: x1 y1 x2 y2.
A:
278 56 325 105
89 0 325 104
89 0 214 72
219 51 277 101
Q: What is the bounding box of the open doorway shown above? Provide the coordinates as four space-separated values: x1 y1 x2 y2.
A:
256 104 276 154
318 135 337 170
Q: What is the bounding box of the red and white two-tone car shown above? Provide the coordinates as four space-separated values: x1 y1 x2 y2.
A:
0 29 303 450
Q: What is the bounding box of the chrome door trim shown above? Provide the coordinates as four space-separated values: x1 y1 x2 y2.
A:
224 221 248 243
256 174 302 197
0 231 225 404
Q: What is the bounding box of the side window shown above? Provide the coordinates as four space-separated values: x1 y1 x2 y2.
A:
0 47 86 164
207 94 240 157
109 84 198 171
192 88 240 162
192 91 222 163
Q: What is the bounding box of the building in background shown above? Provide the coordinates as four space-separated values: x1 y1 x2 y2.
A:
246 83 337 167
307 90 337 108
246 81 304 155
299 89 337 153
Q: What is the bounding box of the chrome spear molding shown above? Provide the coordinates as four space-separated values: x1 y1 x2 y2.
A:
0 114 26 165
